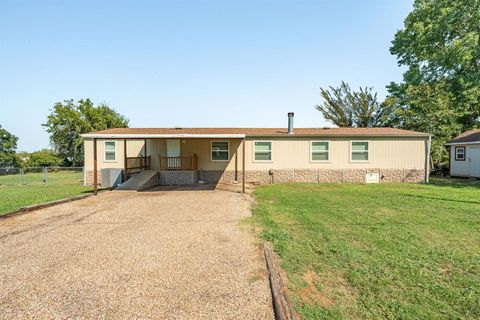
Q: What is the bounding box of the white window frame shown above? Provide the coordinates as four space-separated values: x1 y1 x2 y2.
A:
310 141 330 162
104 141 116 162
455 146 466 161
350 141 370 162
210 140 230 162
253 140 273 162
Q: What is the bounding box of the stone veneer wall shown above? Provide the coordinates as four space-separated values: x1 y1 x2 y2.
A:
159 171 197 185
199 169 426 184
84 168 425 185
85 170 102 185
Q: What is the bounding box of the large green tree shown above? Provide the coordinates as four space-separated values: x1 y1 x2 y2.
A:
315 81 392 127
386 0 480 167
42 99 129 166
0 125 20 167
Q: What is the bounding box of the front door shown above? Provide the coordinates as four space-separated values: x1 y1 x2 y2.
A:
469 147 480 178
166 139 181 168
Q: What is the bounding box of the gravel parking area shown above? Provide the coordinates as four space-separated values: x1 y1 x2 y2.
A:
0 190 273 319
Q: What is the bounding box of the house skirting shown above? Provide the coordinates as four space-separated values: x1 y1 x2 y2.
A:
159 171 197 185
85 170 102 186
84 169 425 186
208 169 425 184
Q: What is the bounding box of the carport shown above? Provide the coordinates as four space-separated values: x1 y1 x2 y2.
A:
81 129 247 194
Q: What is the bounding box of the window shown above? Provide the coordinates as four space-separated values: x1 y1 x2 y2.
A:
254 141 272 161
311 141 329 161
211 141 229 161
351 141 369 161
455 146 465 161
104 141 116 161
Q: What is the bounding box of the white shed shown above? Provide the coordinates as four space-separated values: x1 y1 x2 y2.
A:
446 130 480 178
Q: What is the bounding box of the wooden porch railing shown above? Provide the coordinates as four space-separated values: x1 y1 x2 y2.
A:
160 154 198 171
126 156 151 177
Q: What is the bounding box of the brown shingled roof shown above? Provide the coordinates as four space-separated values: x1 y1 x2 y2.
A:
85 127 429 137
448 129 480 144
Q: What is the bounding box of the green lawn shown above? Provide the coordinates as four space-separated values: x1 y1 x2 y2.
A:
251 177 480 319
0 171 93 216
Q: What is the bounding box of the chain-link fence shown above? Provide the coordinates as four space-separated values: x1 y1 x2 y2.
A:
0 167 85 186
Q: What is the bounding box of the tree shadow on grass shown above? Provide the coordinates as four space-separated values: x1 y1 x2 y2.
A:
429 177 480 189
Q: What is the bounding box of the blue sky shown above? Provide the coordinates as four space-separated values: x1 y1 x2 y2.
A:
0 0 413 151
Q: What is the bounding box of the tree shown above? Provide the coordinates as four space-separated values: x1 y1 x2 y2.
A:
0 125 20 167
42 99 129 166
386 0 480 167
23 149 64 167
315 81 392 127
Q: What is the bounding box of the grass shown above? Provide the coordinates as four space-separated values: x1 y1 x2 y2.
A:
0 170 93 216
251 177 480 319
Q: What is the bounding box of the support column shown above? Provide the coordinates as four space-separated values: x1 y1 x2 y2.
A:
124 139 127 181
242 138 245 194
144 139 147 169
93 138 98 195
234 142 238 182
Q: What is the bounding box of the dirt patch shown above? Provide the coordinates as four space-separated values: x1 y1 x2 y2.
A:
298 270 334 307
297 270 357 310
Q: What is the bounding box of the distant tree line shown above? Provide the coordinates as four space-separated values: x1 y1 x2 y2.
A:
0 127 64 168
0 125 20 167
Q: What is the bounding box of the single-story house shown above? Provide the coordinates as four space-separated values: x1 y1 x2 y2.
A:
446 129 480 178
81 113 431 193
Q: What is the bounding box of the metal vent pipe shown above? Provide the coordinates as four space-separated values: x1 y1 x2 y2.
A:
287 112 294 134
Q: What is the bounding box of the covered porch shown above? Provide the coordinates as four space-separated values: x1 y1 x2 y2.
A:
89 135 246 194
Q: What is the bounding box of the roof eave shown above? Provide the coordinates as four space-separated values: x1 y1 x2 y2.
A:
445 141 480 146
80 133 246 139
245 133 430 138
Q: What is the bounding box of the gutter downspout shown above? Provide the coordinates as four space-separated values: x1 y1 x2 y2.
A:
425 135 432 183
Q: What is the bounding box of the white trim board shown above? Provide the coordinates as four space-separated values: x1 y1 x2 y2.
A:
81 133 246 139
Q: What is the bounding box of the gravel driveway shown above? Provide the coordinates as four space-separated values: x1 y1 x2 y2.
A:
0 190 273 319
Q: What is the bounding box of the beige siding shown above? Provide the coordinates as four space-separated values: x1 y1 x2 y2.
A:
244 137 426 170
84 139 145 170
84 136 427 172
146 139 166 170
146 138 242 171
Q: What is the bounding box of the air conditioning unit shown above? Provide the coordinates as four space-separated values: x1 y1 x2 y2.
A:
101 168 123 188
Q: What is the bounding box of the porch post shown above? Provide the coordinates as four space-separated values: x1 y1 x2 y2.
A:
93 138 98 195
124 139 127 181
144 139 147 169
242 138 245 194
235 144 238 181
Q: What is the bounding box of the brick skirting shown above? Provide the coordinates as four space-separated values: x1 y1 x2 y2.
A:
85 170 102 186
159 171 197 185
84 168 425 185
201 168 425 184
